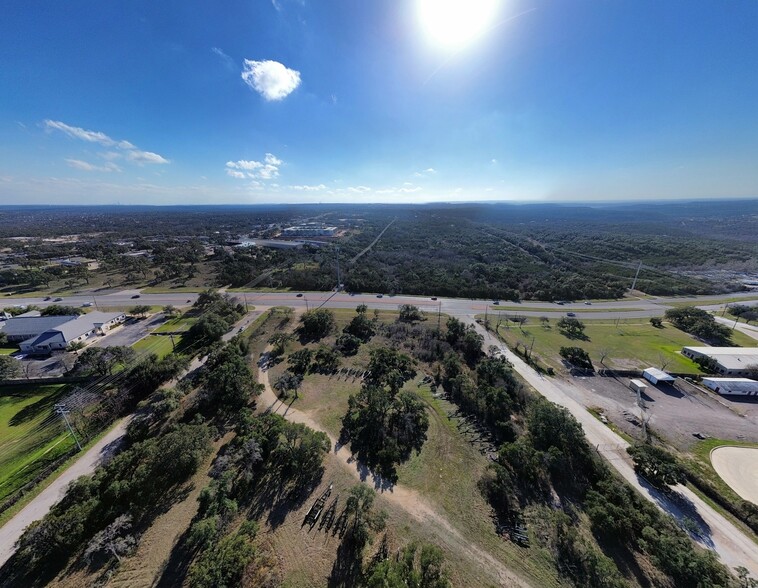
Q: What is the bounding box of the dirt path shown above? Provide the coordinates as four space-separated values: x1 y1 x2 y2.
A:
711 446 758 506
0 417 131 568
471 320 758 576
257 350 532 588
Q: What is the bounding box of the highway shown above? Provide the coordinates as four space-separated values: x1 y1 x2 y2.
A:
3 288 758 321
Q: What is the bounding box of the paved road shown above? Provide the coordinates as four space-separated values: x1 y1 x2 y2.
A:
92 313 165 349
0 418 131 567
3 288 758 321
471 321 758 575
0 310 261 568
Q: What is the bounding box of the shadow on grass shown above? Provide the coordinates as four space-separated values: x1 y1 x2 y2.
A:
8 386 70 427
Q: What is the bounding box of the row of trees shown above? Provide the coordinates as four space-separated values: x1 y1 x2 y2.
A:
665 306 733 345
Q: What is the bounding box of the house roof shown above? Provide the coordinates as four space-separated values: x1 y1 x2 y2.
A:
643 367 676 381
2 315 77 337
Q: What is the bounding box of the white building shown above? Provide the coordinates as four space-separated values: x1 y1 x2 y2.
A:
642 367 676 385
19 312 125 354
629 379 648 394
282 225 337 237
701 377 758 396
682 346 758 377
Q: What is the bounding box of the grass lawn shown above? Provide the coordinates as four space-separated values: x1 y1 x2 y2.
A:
132 335 181 359
492 318 725 374
0 347 17 355
0 384 75 503
152 315 197 333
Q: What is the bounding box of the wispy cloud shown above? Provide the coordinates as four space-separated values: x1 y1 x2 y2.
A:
65 159 121 173
414 167 437 178
226 153 283 180
44 119 170 165
211 47 235 70
241 60 301 101
289 184 326 191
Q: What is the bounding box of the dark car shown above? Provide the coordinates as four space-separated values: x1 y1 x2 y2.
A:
566 312 576 317
377 294 383 298
53 297 64 302
493 300 500 305
431 296 437 301
296 293 303 297
131 294 141 299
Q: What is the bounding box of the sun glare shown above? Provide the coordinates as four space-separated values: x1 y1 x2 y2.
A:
417 0 500 50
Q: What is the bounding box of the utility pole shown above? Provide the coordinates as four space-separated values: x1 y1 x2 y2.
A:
169 334 176 351
437 302 442 333
305 297 309 312
630 260 642 291
92 296 99 310
55 403 82 451
243 293 249 312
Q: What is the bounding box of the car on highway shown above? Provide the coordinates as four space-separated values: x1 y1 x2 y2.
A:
556 301 565 305
296 293 303 297
431 297 437 301
131 294 140 299
43 296 51 301
493 300 500 305
377 294 383 298
82 302 93 307
53 297 63 302
584 301 592 305
566 312 577 317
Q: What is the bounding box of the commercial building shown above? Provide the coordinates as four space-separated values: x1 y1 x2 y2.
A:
682 346 758 377
701 377 758 396
642 367 676 385
0 314 78 342
281 225 337 237
19 312 126 354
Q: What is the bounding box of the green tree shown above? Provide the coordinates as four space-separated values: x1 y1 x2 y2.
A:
557 317 586 339
559 346 593 371
299 308 336 341
288 348 313 375
313 345 340 373
273 370 303 399
336 332 362 356
40 305 83 316
162 304 179 317
398 304 423 323
129 304 152 318
627 443 686 489
649 317 663 328
268 332 293 356
0 355 22 380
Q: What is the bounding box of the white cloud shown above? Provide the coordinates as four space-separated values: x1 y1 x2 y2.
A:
241 59 301 101
44 120 114 146
289 184 326 191
226 169 246 179
414 167 437 178
65 159 121 172
491 159 498 165
226 153 283 180
127 150 170 165
44 119 169 165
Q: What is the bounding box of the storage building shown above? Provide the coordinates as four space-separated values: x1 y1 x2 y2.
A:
701 377 758 396
642 367 676 385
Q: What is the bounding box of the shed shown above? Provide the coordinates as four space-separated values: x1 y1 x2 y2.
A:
702 377 758 396
629 379 648 394
642 368 676 385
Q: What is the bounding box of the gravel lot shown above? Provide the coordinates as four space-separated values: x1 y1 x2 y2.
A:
564 374 758 450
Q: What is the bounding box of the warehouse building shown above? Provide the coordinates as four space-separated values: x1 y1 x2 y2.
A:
682 346 758 377
702 377 758 396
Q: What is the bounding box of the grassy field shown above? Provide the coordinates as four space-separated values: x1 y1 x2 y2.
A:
152 315 197 333
132 335 181 358
491 318 742 374
0 347 17 355
0 384 75 503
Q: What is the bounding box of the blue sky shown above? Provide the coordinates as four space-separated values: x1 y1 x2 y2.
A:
1 0 757 205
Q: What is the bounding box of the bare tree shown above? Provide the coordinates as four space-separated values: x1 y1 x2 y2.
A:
599 348 611 366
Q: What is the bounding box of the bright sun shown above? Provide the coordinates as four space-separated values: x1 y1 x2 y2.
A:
417 0 500 50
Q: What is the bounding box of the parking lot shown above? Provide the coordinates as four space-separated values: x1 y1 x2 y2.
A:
566 373 758 450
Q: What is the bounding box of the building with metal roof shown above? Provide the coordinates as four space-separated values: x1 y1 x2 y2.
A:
19 312 125 354
642 367 676 385
0 315 78 342
702 377 758 396
682 346 758 377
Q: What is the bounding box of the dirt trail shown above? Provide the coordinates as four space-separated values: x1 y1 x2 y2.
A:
257 351 531 588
